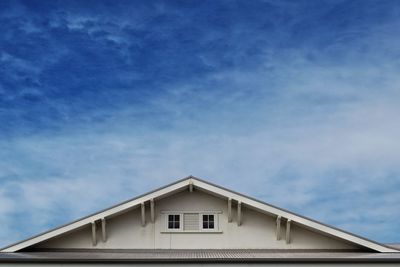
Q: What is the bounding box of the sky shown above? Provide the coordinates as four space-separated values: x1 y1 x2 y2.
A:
0 0 400 248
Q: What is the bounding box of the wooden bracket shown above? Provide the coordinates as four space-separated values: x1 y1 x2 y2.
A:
189 181 194 192
150 199 155 223
101 218 106 242
286 219 291 244
237 201 242 226
91 222 97 246
141 202 146 226
276 216 281 240
228 198 232 223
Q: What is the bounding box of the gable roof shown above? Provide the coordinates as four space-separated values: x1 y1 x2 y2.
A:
1 176 398 253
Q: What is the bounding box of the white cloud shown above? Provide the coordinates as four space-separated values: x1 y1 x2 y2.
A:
1 49 400 244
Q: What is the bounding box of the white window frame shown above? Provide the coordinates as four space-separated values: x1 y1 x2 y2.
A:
200 213 217 231
166 213 183 231
162 211 221 233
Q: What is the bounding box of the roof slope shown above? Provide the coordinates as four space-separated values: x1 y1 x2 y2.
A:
1 176 398 253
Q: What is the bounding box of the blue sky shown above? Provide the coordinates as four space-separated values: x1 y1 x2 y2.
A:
1 0 400 247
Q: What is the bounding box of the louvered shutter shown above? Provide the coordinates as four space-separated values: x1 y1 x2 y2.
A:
183 213 199 230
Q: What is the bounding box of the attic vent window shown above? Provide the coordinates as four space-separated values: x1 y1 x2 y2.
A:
184 213 199 231
202 214 214 229
163 211 221 233
168 214 180 229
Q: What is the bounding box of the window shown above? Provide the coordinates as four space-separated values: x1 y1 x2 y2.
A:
202 214 215 229
163 212 220 232
168 214 180 229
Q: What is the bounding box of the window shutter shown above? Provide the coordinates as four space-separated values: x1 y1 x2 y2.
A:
183 213 199 231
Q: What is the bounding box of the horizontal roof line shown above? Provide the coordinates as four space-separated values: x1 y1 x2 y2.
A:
23 248 369 253
1 250 400 263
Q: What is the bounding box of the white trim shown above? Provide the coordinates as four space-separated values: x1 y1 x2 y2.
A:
200 213 219 232
0 176 397 253
165 213 183 231
160 231 223 234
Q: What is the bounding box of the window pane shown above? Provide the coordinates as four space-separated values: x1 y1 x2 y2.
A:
203 215 208 221
209 221 214 229
209 215 214 222
168 214 180 229
203 221 208 229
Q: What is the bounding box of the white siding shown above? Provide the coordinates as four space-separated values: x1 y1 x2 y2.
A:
33 190 360 250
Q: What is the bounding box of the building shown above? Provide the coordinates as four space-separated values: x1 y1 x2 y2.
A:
0 176 399 266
